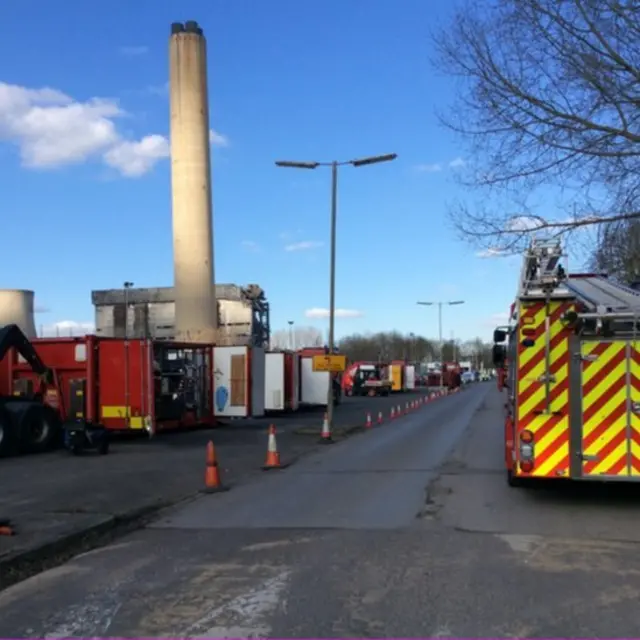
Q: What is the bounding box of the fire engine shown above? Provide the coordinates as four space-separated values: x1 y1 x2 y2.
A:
493 237 640 487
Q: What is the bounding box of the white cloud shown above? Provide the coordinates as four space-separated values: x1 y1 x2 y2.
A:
305 308 363 319
104 135 169 177
119 46 149 56
40 320 95 337
476 247 508 258
284 241 323 252
0 81 229 178
209 129 229 147
449 157 466 168
241 240 260 252
415 163 442 173
506 215 545 232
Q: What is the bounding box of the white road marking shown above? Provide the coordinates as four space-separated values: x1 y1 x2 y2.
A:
184 570 291 638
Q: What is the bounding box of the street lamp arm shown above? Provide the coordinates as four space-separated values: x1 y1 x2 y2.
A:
276 154 397 170
350 153 397 167
275 160 320 169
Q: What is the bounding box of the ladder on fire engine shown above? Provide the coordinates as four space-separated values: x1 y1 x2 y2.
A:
518 237 570 299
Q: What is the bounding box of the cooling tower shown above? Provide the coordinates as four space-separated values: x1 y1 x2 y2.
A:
169 20 217 343
0 289 37 338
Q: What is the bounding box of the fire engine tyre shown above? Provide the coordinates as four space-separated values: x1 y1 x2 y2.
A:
6 402 59 454
0 405 17 457
507 469 535 488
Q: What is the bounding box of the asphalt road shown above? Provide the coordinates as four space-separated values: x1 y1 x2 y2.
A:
0 389 433 574
3 382 640 637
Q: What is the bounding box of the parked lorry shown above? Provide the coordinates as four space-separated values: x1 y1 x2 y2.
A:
342 362 392 397
494 236 640 487
0 332 216 456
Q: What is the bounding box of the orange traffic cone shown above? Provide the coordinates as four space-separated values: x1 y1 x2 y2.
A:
263 424 289 470
397 404 401 416
405 401 410 414
203 440 229 493
377 411 383 425
365 412 372 428
319 412 334 444
390 406 395 420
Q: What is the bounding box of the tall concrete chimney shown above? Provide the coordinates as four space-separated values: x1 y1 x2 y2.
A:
169 20 217 343
0 289 37 338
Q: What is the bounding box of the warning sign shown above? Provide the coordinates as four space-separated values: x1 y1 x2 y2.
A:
312 354 347 373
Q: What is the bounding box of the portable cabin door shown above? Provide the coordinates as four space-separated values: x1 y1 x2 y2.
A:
579 340 640 478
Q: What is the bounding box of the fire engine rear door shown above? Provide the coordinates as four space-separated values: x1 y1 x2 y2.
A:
580 340 635 478
628 341 640 477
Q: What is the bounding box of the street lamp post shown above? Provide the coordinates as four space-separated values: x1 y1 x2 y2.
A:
276 153 397 429
416 300 465 389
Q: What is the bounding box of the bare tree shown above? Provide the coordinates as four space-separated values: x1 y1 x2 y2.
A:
270 326 323 350
432 0 640 252
591 217 640 282
338 331 437 362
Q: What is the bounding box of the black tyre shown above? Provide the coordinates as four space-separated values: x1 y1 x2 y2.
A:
99 438 110 455
507 469 534 488
7 402 59 454
0 405 17 457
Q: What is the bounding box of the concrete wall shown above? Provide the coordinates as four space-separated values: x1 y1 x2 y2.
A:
92 284 268 346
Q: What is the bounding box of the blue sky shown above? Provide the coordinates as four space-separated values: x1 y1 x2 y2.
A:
0 0 527 343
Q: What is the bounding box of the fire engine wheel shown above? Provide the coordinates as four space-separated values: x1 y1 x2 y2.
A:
0 405 16 457
8 403 59 454
507 469 535 488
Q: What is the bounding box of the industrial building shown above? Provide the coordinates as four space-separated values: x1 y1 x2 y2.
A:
91 284 270 347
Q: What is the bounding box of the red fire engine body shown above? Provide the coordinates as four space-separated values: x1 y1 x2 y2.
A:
494 238 640 487
0 335 215 445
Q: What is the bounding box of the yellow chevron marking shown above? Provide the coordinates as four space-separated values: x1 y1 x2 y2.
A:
534 422 570 477
589 437 628 476
518 341 569 418
629 341 640 476
581 341 629 477
514 301 572 478
517 306 548 370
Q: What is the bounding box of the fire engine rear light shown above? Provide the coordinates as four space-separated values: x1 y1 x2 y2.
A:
520 460 534 472
520 443 534 459
522 328 536 336
520 429 534 443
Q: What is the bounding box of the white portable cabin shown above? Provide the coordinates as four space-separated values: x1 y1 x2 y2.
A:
299 355 331 405
404 364 416 390
213 346 266 418
264 351 300 411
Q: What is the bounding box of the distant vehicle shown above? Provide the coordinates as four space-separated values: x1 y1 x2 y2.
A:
461 371 475 385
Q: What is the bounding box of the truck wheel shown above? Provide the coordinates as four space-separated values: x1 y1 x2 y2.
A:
10 403 59 454
0 405 16 457
507 469 532 488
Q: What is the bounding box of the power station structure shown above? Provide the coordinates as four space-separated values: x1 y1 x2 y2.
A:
169 20 217 344
0 289 37 339
91 284 270 347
